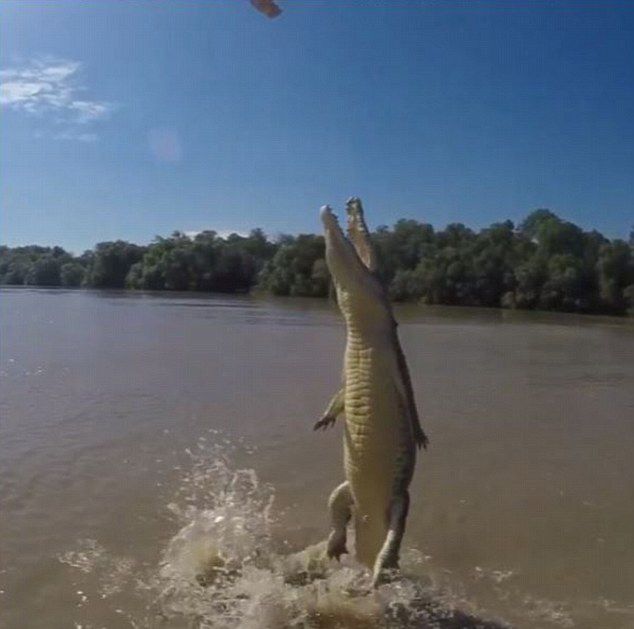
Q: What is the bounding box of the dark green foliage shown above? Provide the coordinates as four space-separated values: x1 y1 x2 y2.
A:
373 219 436 285
0 245 72 286
0 257 30 285
258 234 327 296
596 240 634 312
25 256 63 286
624 284 634 314
125 229 274 293
519 209 560 240
84 241 146 288
60 262 85 287
1 209 632 315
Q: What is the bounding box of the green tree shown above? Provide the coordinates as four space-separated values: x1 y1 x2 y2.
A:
25 256 62 286
259 234 328 296
60 262 85 287
85 241 146 288
539 254 586 311
520 209 560 240
126 229 274 293
2 260 30 285
373 219 435 285
596 240 633 313
623 284 634 314
470 221 517 306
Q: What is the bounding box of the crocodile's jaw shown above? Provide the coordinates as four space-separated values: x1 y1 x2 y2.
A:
320 205 390 330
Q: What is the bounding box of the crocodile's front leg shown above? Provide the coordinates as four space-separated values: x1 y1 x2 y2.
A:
372 490 410 587
313 388 344 430
326 481 353 560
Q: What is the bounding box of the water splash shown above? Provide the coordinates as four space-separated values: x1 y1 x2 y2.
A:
59 539 108 574
58 440 507 629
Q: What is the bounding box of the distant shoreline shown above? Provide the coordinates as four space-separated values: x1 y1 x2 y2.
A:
2 209 633 317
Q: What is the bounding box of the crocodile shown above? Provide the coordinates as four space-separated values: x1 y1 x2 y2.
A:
315 197 428 586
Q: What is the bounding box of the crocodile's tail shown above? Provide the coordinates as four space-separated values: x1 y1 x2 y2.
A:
353 508 387 569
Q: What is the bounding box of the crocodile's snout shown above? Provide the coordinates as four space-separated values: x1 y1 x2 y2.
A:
320 205 339 227
345 198 364 228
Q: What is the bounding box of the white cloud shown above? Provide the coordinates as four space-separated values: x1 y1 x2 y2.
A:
53 130 99 143
0 58 114 138
69 100 111 123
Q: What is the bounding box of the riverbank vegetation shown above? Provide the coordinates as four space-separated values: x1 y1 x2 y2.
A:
2 210 633 315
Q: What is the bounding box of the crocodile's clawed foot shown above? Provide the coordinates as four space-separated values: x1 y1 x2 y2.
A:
326 531 348 561
313 415 336 431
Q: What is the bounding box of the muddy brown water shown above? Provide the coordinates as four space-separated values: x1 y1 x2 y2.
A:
1 288 633 628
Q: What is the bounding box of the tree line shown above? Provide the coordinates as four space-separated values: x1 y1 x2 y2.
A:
1 209 633 315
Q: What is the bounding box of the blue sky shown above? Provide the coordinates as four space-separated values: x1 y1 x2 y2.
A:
1 0 633 253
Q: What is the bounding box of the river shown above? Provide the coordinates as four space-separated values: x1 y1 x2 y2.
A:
1 288 633 628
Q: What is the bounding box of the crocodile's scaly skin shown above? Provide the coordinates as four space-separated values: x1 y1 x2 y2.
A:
343 324 416 565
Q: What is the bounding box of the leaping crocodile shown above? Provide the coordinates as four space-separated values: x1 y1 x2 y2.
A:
315 198 428 586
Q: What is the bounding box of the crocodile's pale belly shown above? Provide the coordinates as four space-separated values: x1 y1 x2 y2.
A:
343 338 416 566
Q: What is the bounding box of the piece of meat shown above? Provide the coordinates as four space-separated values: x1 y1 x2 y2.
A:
250 0 282 18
